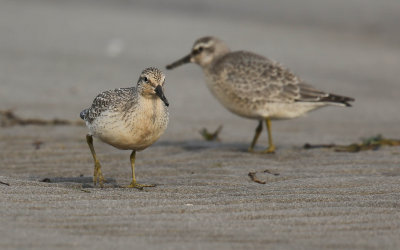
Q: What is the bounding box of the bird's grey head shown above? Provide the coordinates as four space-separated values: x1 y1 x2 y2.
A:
137 67 169 106
166 36 230 70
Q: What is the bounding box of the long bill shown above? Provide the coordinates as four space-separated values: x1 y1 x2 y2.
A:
155 85 169 107
166 54 191 70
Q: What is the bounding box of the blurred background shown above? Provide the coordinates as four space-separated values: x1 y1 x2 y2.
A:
1 2 400 248
1 0 399 143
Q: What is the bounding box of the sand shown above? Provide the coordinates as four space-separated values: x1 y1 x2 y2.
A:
1 0 400 249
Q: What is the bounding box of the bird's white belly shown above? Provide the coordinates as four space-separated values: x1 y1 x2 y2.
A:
203 76 325 120
257 102 326 120
88 110 167 150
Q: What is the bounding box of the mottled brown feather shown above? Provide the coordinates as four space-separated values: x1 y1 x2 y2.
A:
210 51 353 106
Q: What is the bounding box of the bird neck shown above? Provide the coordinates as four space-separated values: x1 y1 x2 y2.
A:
202 50 230 69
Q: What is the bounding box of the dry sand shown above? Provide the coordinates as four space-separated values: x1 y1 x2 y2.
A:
1 0 400 249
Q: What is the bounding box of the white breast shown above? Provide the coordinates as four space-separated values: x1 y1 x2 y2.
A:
88 98 168 150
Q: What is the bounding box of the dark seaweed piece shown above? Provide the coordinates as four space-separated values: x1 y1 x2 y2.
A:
199 125 223 141
248 172 266 184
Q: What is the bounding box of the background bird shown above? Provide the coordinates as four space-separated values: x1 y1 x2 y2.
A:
166 36 354 153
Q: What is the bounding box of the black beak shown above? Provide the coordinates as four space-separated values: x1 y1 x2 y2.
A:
166 54 191 70
155 85 169 107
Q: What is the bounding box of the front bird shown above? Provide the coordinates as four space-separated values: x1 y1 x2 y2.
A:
80 67 169 189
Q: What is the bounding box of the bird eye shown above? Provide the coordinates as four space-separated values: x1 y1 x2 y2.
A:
143 77 149 83
193 46 204 55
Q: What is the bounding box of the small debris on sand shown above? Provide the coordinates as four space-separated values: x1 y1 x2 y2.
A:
263 169 280 176
32 140 44 150
248 172 266 184
0 180 10 186
0 109 84 127
304 134 400 152
40 178 51 183
199 125 223 141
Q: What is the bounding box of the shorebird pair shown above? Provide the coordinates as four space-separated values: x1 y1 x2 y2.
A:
80 36 354 189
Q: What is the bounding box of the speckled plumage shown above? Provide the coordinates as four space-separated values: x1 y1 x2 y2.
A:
167 36 354 152
81 68 169 151
204 50 353 119
80 67 169 188
80 87 137 124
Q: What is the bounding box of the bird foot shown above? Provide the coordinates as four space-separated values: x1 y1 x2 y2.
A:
124 181 156 190
93 162 106 187
248 146 276 154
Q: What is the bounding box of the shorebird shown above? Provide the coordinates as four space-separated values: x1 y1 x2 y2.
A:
166 36 354 153
80 67 169 189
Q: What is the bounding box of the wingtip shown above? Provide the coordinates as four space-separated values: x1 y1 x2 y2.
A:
323 94 355 107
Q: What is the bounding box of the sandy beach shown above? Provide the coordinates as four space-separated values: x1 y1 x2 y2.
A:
1 0 400 249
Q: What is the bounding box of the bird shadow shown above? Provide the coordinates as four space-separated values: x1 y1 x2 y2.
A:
39 176 119 188
155 139 251 152
155 139 308 155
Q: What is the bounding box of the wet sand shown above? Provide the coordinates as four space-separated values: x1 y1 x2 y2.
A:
1 0 400 249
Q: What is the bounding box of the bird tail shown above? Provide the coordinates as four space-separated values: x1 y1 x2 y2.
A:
320 94 355 107
80 109 88 120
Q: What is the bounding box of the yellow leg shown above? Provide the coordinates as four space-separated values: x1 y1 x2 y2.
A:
264 118 276 153
125 151 156 190
248 120 263 152
86 134 105 187
248 118 276 154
